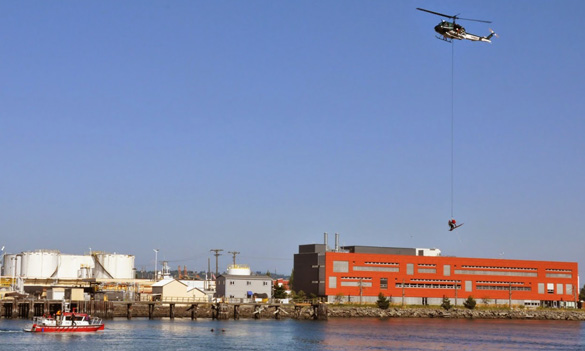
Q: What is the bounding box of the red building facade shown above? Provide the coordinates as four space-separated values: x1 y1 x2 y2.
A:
294 243 579 308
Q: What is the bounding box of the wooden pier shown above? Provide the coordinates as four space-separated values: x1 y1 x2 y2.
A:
0 299 328 321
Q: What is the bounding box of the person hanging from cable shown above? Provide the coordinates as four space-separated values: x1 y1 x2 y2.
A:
448 218 457 231
448 218 463 231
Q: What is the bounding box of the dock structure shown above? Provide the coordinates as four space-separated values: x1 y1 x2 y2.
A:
0 298 327 320
1 299 114 319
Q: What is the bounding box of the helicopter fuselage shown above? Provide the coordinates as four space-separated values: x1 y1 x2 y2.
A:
434 20 494 43
434 21 466 40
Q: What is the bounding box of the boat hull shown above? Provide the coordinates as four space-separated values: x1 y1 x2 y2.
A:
25 324 105 333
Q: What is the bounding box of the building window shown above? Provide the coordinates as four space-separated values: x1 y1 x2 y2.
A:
354 266 399 272
418 268 436 274
454 269 537 277
444 265 451 276
263 282 268 286
247 281 251 285
465 281 472 292
407 264 414 275
380 278 388 289
547 283 554 294
229 281 235 285
333 261 349 273
546 273 572 278
329 276 337 289
557 283 563 295
538 283 545 294
340 281 372 287
566 284 573 296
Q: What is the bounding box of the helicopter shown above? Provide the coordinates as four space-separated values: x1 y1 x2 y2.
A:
417 8 497 43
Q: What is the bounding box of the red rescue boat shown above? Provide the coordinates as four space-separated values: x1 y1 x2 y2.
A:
24 311 104 333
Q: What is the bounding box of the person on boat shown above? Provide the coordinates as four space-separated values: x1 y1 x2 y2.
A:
448 218 456 230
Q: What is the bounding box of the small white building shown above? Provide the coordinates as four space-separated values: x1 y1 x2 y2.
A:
151 279 208 302
215 265 272 300
151 279 188 300
187 286 208 300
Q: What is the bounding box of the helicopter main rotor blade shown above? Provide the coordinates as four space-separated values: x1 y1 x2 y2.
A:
417 8 492 23
416 8 455 19
457 17 492 24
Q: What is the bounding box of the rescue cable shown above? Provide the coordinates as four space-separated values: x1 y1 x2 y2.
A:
451 41 455 219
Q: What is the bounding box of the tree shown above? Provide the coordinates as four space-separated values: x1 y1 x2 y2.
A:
265 270 272 277
334 293 345 304
441 296 452 310
273 284 287 299
481 296 492 306
293 290 306 302
376 293 390 310
463 296 477 310
580 284 585 301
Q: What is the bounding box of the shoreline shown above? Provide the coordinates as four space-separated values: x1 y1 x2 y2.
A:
107 304 585 321
327 306 585 320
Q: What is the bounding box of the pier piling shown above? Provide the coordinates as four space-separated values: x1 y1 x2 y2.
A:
188 304 197 320
234 305 240 320
148 303 155 320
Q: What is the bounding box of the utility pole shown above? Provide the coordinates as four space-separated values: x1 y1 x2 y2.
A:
206 257 211 290
509 283 512 309
402 279 405 307
227 251 240 266
454 281 458 306
210 249 223 278
153 249 159 281
359 278 363 305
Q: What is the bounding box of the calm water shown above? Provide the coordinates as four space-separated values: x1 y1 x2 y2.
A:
1 317 584 350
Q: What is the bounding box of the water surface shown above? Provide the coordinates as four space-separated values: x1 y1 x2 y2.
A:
1 317 583 350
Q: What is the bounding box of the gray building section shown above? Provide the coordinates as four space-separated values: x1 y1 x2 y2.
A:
298 244 327 254
293 245 327 297
215 274 272 299
341 246 416 255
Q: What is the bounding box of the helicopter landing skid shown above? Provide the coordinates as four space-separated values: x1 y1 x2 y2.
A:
435 35 452 43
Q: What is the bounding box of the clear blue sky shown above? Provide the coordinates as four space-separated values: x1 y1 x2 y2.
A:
2 1 584 277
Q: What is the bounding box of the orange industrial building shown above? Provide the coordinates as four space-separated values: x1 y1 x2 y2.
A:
293 234 579 308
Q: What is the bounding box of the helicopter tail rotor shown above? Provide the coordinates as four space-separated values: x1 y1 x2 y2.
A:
487 29 499 40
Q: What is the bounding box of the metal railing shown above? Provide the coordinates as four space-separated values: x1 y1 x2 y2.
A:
139 295 209 303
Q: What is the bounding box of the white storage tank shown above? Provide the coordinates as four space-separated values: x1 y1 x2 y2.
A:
226 264 251 276
20 250 59 278
78 265 92 279
93 253 135 279
55 255 95 279
3 254 22 277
